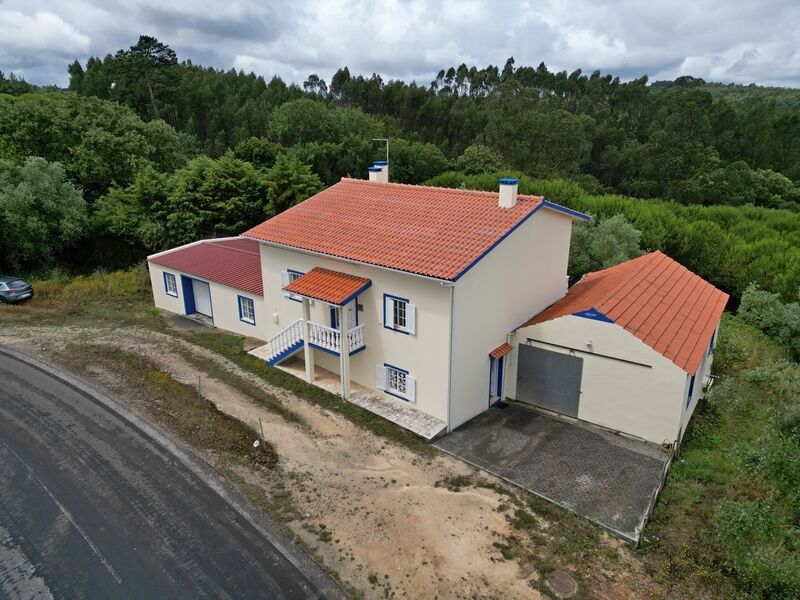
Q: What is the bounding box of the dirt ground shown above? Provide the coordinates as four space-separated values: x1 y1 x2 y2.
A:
1 320 667 599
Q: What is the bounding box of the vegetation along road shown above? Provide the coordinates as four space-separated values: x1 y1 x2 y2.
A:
0 348 342 600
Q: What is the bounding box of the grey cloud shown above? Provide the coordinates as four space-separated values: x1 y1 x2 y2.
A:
2 0 799 88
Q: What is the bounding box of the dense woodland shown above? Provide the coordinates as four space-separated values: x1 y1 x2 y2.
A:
2 36 800 308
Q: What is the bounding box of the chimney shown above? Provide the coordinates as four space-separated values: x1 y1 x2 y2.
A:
370 160 389 183
498 178 518 208
368 166 383 182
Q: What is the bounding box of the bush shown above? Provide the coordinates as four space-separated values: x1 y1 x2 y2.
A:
713 500 800 598
738 284 800 359
32 264 151 300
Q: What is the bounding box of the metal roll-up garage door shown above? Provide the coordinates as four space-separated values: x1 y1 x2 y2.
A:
516 345 583 417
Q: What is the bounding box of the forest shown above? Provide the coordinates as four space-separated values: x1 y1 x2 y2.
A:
1 35 800 308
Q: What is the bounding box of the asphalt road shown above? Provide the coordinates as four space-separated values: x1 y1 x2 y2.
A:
0 348 342 600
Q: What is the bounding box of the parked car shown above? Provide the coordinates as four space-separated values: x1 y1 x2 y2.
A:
0 276 34 304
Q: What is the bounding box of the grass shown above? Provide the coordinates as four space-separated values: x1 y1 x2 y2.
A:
642 315 800 599
0 263 164 329
185 330 436 455
59 343 278 469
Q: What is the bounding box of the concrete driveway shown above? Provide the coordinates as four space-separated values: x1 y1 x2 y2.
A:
433 403 670 542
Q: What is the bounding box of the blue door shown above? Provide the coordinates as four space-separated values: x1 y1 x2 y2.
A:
489 356 504 407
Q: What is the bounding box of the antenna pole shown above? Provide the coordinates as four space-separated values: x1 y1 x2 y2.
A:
373 138 389 164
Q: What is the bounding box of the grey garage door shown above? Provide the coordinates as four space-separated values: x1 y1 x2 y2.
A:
516 345 583 417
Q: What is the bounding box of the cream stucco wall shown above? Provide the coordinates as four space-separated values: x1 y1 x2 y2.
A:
258 244 453 422
147 262 266 340
448 208 575 429
508 315 692 444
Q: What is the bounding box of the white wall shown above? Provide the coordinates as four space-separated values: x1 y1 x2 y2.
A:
258 244 453 422
508 315 689 444
449 208 575 429
147 262 267 340
678 322 720 438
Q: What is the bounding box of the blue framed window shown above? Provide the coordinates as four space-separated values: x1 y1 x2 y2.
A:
686 375 696 409
281 269 304 302
238 295 255 325
708 329 716 356
164 272 178 297
383 293 416 334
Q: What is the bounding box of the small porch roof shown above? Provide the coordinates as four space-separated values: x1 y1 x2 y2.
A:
283 267 371 305
489 343 513 359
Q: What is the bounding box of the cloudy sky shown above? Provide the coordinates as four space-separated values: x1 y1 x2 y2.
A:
1 0 799 88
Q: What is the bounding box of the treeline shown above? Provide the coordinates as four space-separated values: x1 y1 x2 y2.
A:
64 38 800 210
2 35 800 309
428 172 800 304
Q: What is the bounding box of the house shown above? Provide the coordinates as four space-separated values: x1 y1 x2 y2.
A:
146 163 727 445
147 237 264 337
504 251 728 445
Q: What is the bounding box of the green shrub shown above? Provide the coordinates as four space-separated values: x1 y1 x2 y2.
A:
713 500 800 599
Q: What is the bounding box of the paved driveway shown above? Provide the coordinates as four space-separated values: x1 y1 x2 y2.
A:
434 403 670 542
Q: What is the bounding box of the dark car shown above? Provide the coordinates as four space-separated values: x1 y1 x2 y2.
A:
0 276 34 304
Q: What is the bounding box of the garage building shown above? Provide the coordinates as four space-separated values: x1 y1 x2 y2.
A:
505 251 728 446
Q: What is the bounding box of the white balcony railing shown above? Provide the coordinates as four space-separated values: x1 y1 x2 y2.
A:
264 319 366 362
307 321 367 355
347 324 365 352
267 319 304 358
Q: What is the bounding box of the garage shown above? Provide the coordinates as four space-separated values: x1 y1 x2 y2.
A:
506 251 728 446
516 344 583 418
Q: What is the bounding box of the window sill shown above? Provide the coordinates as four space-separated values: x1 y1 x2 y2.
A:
383 325 411 335
384 389 412 402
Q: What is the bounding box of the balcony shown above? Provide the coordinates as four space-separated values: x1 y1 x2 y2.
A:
248 319 365 366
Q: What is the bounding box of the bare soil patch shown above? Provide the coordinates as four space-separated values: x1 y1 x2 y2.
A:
1 320 670 599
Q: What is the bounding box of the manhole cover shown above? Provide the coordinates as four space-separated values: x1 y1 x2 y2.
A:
546 570 577 598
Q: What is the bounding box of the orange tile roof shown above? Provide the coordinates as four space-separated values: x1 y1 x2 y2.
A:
283 267 371 305
148 238 263 296
490 343 513 359
521 252 729 375
244 178 587 281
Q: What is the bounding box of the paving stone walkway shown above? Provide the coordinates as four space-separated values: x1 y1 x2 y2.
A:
347 388 447 440
272 356 447 440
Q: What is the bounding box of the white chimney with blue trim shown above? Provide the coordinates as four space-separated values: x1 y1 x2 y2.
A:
498 177 518 208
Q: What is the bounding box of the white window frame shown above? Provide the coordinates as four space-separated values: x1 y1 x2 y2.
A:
383 293 416 335
281 269 304 302
238 295 256 325
375 363 416 402
164 272 178 297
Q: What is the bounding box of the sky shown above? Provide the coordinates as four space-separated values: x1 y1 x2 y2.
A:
1 0 799 89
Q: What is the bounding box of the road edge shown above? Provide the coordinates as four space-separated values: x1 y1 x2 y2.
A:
0 345 347 600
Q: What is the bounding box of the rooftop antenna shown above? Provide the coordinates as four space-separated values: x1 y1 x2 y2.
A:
373 138 389 165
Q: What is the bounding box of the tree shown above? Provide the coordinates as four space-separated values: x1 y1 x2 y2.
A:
234 137 285 169
0 92 195 203
303 74 328 96
0 157 88 271
265 153 324 215
455 143 504 174
387 139 450 183
568 215 643 282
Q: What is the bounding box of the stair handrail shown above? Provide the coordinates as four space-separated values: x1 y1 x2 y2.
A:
267 318 304 357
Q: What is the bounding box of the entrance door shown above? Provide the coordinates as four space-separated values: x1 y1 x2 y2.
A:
489 356 504 407
191 279 213 317
331 299 358 330
516 345 583 417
